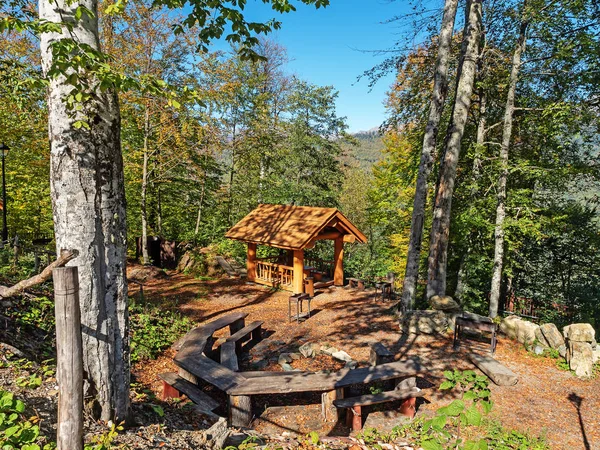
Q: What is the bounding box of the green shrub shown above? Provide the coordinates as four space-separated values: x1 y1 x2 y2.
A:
129 302 193 363
0 389 54 450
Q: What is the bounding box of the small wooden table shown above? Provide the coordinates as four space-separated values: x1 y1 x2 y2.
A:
288 293 311 323
453 315 497 354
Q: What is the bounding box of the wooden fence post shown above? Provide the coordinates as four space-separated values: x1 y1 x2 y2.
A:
53 266 83 450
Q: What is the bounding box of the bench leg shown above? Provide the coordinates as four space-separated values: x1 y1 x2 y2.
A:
229 318 245 335
347 406 362 431
229 395 252 428
321 388 343 423
400 397 416 418
178 368 198 385
251 325 262 342
161 381 180 401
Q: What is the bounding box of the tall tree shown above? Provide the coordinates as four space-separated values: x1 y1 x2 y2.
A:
400 0 459 310
39 0 130 421
488 1 529 318
426 0 483 299
33 0 332 421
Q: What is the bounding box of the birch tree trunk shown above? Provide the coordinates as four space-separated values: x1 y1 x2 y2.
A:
400 0 459 311
426 0 483 300
141 104 150 265
40 0 130 422
489 8 529 318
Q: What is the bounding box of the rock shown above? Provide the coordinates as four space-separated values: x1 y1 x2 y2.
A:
533 345 545 355
280 363 294 372
332 350 353 362
534 328 549 348
299 342 316 358
278 353 292 365
539 323 565 350
593 348 600 364
344 360 358 369
591 338 597 350
567 341 594 378
563 323 595 343
400 310 449 335
558 344 567 359
320 346 338 356
500 316 539 346
289 352 302 360
429 295 461 312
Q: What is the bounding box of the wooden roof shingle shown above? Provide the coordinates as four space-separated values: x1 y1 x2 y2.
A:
225 204 367 250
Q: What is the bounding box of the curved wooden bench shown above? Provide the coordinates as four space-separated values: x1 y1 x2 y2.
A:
165 313 427 428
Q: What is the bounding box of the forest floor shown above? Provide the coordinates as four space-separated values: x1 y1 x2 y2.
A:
129 264 599 450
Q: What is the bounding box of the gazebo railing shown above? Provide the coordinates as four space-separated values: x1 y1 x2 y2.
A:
305 257 334 278
255 260 294 290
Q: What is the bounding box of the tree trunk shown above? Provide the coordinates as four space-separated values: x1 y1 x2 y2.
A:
489 8 529 318
40 0 130 422
141 104 150 265
401 0 459 310
195 178 206 236
426 0 483 300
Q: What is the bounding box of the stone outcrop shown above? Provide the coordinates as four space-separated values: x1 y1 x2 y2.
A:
429 295 461 312
400 310 449 335
563 323 595 378
539 323 566 357
499 315 539 346
563 323 595 343
534 328 549 347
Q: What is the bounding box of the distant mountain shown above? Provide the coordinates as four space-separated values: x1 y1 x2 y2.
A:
341 129 385 170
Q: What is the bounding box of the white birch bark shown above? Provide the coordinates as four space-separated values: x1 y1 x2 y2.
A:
39 0 130 421
426 0 483 299
141 104 150 265
400 0 459 311
489 8 529 318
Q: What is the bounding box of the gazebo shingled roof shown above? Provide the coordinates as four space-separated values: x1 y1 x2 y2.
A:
225 204 367 250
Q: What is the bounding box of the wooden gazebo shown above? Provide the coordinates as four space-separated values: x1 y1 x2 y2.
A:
226 204 367 294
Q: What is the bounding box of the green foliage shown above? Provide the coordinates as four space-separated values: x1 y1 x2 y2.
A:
83 422 123 450
129 302 193 363
0 390 53 450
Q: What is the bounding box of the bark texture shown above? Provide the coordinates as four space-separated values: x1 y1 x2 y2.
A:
39 0 130 421
141 104 150 265
401 0 459 310
489 10 529 318
426 0 483 299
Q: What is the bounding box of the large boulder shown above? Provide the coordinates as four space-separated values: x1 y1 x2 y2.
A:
567 341 594 378
563 323 595 343
429 295 461 312
539 323 565 350
534 328 549 348
499 316 539 346
400 310 449 335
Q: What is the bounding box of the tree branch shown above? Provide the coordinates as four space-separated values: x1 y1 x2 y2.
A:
0 249 79 298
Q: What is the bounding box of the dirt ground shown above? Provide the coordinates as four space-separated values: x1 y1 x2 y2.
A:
130 266 599 450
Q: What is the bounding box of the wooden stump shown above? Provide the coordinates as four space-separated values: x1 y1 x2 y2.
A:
321 388 344 422
399 397 416 418
53 267 83 450
229 395 252 428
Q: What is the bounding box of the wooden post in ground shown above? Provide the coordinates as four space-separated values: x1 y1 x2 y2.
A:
334 236 344 286
53 266 83 450
229 395 252 427
293 249 304 294
321 388 344 422
247 243 256 282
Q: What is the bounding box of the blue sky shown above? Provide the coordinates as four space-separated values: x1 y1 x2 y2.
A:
219 0 417 133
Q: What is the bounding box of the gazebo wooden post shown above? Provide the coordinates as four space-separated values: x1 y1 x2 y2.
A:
334 236 344 286
247 243 257 282
293 249 304 294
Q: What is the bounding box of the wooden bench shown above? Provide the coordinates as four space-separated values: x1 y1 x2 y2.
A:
369 342 394 366
334 387 425 431
220 341 239 372
347 278 366 290
453 315 497 354
225 320 263 354
159 372 221 414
